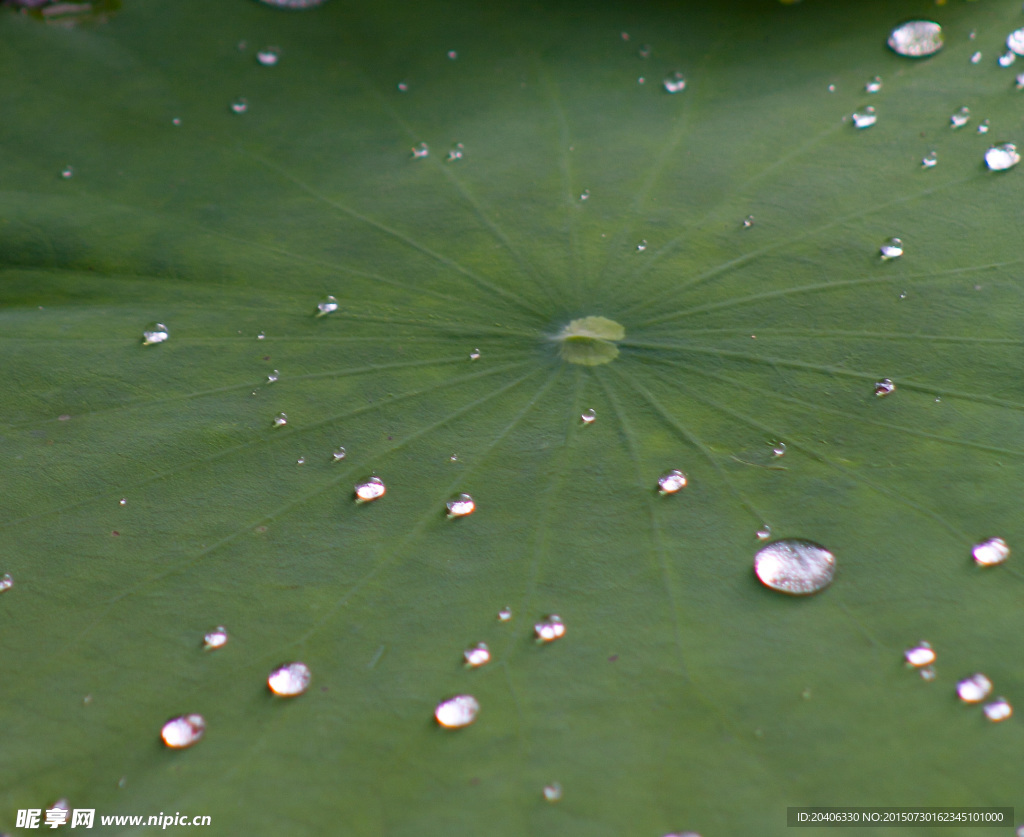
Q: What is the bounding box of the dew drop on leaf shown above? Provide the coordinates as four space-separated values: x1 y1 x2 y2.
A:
267 369 279 383
411 142 429 159
60 165 74 179
636 239 648 252
972 537 1009 566
161 714 205 749
970 51 982 65
497 607 512 622
919 666 936 682
272 412 288 428
463 642 490 668
1008 27 1024 56
534 614 566 642
904 642 935 667
977 119 990 134
865 75 882 93
203 626 228 650
434 694 479 728
984 697 1013 722
957 673 993 703
851 106 876 129
230 97 248 114
141 323 168 346
879 238 903 260
446 493 475 518
256 47 280 66
950 106 970 129
331 446 347 462
0 573 12 593
921 150 938 168
754 539 835 595
469 348 481 360
742 215 754 228
657 470 687 495
985 143 1020 171
887 20 943 58
873 378 895 397
446 143 464 162
267 662 311 696
354 476 385 502
542 783 563 803
580 408 596 425
662 71 686 93
315 294 339 317
756 525 772 541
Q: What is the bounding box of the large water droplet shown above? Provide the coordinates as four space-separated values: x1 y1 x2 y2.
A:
580 408 597 425
1008 27 1024 56
663 72 686 93
851 106 876 129
141 323 169 346
203 626 228 650
267 662 311 696
256 47 281 66
463 642 490 668
434 694 479 728
921 150 938 168
754 539 835 595
446 493 475 518
534 614 566 642
411 142 429 159
230 97 249 114
904 642 935 667
985 143 1020 171
315 294 339 317
874 378 896 397
355 476 386 502
542 783 563 803
865 75 882 93
957 672 993 703
332 446 347 462
0 573 12 593
950 106 970 129
879 238 903 260
555 316 625 366
972 537 1009 566
984 697 1013 722
657 470 687 495
272 412 288 428
161 714 205 748
888 21 944 57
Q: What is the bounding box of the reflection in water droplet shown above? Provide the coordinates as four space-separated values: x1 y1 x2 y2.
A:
257 331 266 340
332 446 347 462
543 783 563 802
535 614 566 642
971 51 982 65
922 150 938 168
1008 27 1024 56
636 240 648 252
446 143 464 162
449 453 459 462
950 106 970 129
977 119 990 134
985 143 1021 171
315 294 339 317
446 493 475 518
267 370 279 383
663 72 686 93
880 238 903 260
256 47 280 66
498 607 512 622
904 642 935 667
851 106 876 129
161 714 205 748
355 476 386 502
865 76 882 93
230 97 248 114
142 323 169 346
742 215 754 228
469 348 481 360
463 642 490 668
874 378 896 397
771 442 786 458
273 412 288 428
579 189 590 201
203 626 228 650
580 408 596 425
61 165 74 179
268 662 311 696
888 20 944 57
756 526 771 541
411 142 429 159
0 573 12 593
754 539 835 595
296 456 306 465
657 470 687 495
435 694 479 728
972 537 1009 566
957 673 993 703
119 497 127 506
984 697 1012 722
1000 51 1017 67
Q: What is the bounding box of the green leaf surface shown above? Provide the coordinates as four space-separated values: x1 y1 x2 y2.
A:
3 0 1024 834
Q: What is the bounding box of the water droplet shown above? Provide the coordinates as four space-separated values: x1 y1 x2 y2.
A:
315 294 339 317
497 607 512 622
919 665 936 681
449 453 459 462
888 20 944 58
434 694 479 728
637 77 646 85
446 493 475 518
257 331 266 340
874 378 896 397
742 215 754 228
354 476 386 502
118 497 127 506
161 714 205 748
972 537 1009 566
534 614 566 642
256 47 280 66
332 446 347 462
542 783 563 803
865 76 882 93
977 119 991 134
1000 51 1017 68
984 697 1013 722
971 51 982 64
662 71 686 93
230 97 248 114
1008 27 1024 56
0 573 12 593
957 672 993 703
879 238 903 261
469 348 481 360
985 143 1020 171
463 642 490 667
950 106 970 129
267 369 279 383
636 239 648 252
921 150 938 168
580 408 597 425
203 626 228 650
754 539 835 595
904 642 935 667
296 456 306 465
141 323 169 346
60 165 74 179
272 412 288 428
446 143 464 162
267 662 311 696
1017 72 1024 89
411 142 429 159
446 50 458 60
172 117 182 126
756 525 771 541
771 442 786 458
579 189 590 201
657 470 687 494
851 106 876 129
827 84 835 93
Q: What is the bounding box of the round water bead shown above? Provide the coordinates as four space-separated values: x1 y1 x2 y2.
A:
972 537 1009 566
463 642 490 668
888 21 944 58
657 470 688 494
446 493 475 518
434 694 479 728
922 151 938 168
874 378 896 397
230 97 248 114
580 408 597 424
1000 51 1017 67
161 714 205 749
256 47 280 66
957 673 993 703
865 76 882 93
332 446 347 462
267 662 311 696
985 143 1020 172
977 119 990 135
315 294 339 317
950 106 971 129
60 165 74 179
469 348 481 360
879 238 903 260
203 626 228 650
534 614 566 642
141 323 169 346
267 370 279 384
0 573 12 593
497 607 512 622
663 72 686 93
1008 27 1024 56
411 142 429 159
355 476 386 502
542 783 563 802
272 412 288 428
904 642 935 667
754 539 835 595
851 106 876 129
984 697 1013 722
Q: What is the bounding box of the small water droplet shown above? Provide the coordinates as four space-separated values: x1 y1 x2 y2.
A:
879 238 903 261
657 470 688 494
256 47 280 66
579 189 590 201
865 75 882 93
161 714 205 748
469 348 481 360
742 215 754 228
118 497 127 506
580 408 596 425
447 50 458 60
1017 72 1024 89
977 119 991 134
296 456 305 465
171 117 182 126
498 607 512 622
636 239 648 252
971 51 982 64
851 106 876 129
0 573 12 593
434 694 479 728
268 662 311 696
315 294 339 317
950 105 970 129
972 537 1009 566
463 642 490 668
230 97 249 114
637 76 646 85
257 331 266 340
1008 27 1024 56
888 20 944 58
332 446 347 462
141 323 169 346
874 378 896 397
446 493 475 518
756 525 771 541
999 50 1017 68
984 697 1013 722
203 626 228 650
397 81 409 92
904 642 935 667
449 453 459 462
534 614 566 642
827 84 835 93
542 783 563 803
919 665 936 681
446 142 464 162
662 71 686 93
411 141 429 159
771 441 786 458
267 369 279 383
754 539 835 595
355 476 386 502
957 672 993 703
272 412 287 428
921 150 938 168
60 165 74 179
985 143 1020 171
